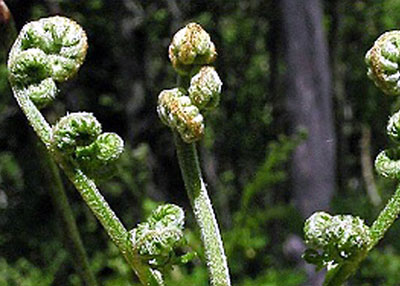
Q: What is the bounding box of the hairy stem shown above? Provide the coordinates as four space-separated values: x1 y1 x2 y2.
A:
370 183 400 245
324 183 400 285
38 143 98 286
174 132 231 286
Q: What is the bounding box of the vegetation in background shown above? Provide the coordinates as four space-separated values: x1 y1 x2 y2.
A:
3 1 400 285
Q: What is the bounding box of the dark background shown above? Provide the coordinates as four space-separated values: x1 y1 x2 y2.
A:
1 0 400 285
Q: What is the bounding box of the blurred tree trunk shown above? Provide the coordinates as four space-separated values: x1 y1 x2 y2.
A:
280 0 335 284
280 0 336 218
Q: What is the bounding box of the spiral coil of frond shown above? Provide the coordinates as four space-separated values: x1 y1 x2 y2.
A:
51 112 124 180
303 212 371 268
8 16 87 108
157 88 204 143
130 204 185 268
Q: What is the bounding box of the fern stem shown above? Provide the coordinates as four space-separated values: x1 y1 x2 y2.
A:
174 131 231 286
369 183 400 245
38 143 98 286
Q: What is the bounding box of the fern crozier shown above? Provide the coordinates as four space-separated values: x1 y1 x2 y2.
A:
169 23 216 75
188 66 222 110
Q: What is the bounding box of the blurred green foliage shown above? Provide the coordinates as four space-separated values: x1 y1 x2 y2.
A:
2 0 400 285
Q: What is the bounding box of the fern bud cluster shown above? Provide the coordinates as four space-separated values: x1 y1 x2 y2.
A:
51 112 124 180
303 212 371 268
130 204 185 269
8 16 87 108
158 23 222 143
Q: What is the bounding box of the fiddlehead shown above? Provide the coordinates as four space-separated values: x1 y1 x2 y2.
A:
375 109 400 179
188 66 222 111
303 212 371 269
168 23 216 75
157 88 204 143
130 204 186 269
365 31 400 95
51 112 124 180
8 16 87 108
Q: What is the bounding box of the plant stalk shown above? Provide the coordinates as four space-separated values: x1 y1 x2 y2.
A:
174 131 231 286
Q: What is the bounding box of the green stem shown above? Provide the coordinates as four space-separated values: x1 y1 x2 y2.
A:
38 143 98 286
11 86 162 286
174 132 231 286
324 183 400 286
369 183 400 245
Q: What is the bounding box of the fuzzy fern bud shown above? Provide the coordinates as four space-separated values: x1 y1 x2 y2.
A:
130 204 185 268
304 211 333 249
157 88 204 143
75 132 124 180
375 148 400 179
8 16 87 108
169 23 216 75
365 31 400 95
51 112 102 154
188 66 222 110
304 212 371 267
51 112 124 180
387 110 400 143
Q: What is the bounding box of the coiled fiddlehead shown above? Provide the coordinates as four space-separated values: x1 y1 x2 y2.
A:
51 112 124 180
188 66 222 111
375 110 400 179
157 88 204 143
303 212 371 269
130 204 185 269
168 23 216 75
8 16 87 108
365 31 400 95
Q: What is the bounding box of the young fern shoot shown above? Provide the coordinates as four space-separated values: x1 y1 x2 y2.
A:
303 30 400 286
8 16 187 286
157 23 231 286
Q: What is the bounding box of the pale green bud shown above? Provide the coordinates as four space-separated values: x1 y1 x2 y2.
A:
51 112 102 154
75 132 124 181
168 23 217 75
157 88 204 143
8 48 57 108
188 66 222 110
325 215 371 260
304 211 333 249
130 204 185 267
8 16 87 108
304 212 371 266
94 132 124 162
375 148 400 179
365 31 400 95
387 110 400 142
